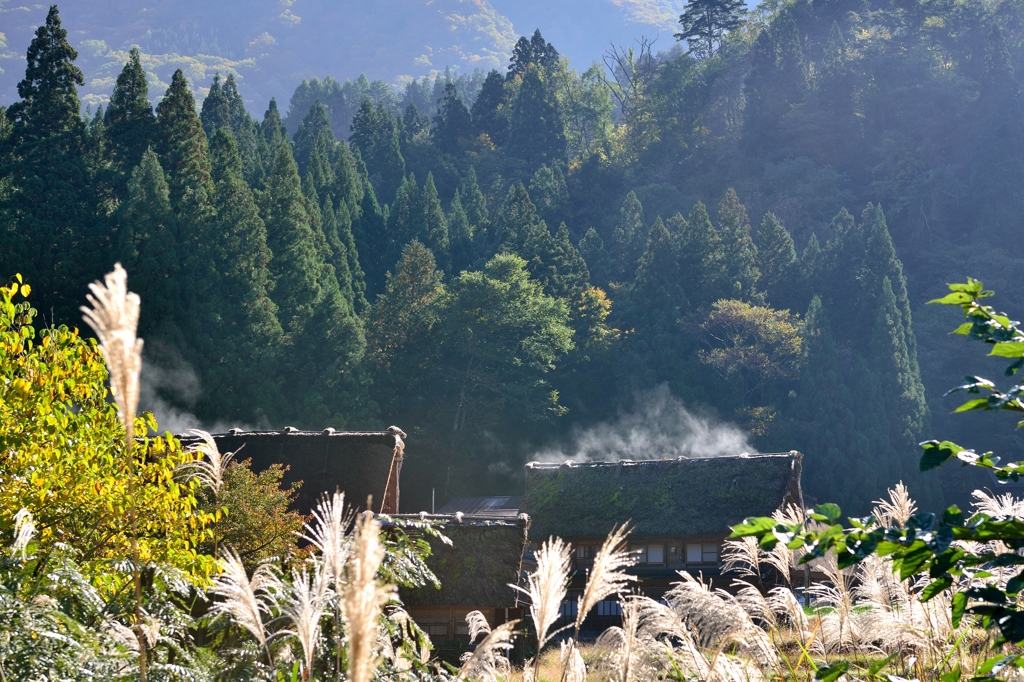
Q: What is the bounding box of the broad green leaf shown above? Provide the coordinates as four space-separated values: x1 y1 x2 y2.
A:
729 516 775 538
921 440 964 471
990 343 1024 359
816 662 850 682
954 398 990 413
810 503 842 525
929 292 973 305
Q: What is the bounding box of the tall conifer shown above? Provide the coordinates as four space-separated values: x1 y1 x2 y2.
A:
755 212 798 309
106 47 157 181
421 172 451 273
118 149 179 335
716 188 759 299
612 191 646 283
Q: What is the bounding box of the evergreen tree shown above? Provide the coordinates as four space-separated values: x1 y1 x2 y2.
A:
460 166 490 251
402 103 430 140
755 212 798 309
619 216 690 389
323 194 368 314
679 201 727 307
349 98 405 202
789 296 866 509
105 47 157 181
199 73 231 138
507 63 566 168
156 69 213 208
528 164 570 230
421 172 451 273
0 5 98 321
264 142 326 331
329 139 364 217
259 97 288 172
471 70 510 146
869 276 927 457
198 128 284 420
433 81 474 155
799 232 824 303
354 178 389 299
675 0 746 59
221 73 263 187
507 29 560 80
264 141 366 424
578 227 612 289
448 190 476 274
716 188 759 299
612 191 647 283
293 100 334 175
117 148 179 335
546 221 590 298
388 174 425 258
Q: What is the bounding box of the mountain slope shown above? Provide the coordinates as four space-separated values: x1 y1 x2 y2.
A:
0 0 686 111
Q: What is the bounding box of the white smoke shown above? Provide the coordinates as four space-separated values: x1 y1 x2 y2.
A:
138 343 258 434
532 384 757 463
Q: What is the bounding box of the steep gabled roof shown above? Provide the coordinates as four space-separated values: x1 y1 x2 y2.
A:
394 513 530 608
522 453 802 539
177 428 405 515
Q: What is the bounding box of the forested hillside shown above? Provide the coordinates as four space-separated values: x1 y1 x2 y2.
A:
3 0 1023 514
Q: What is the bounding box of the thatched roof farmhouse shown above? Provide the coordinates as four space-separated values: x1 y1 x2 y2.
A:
392 513 530 660
521 453 803 629
178 426 407 514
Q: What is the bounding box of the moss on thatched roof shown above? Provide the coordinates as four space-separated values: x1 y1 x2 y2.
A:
522 453 802 539
395 514 529 608
177 429 401 515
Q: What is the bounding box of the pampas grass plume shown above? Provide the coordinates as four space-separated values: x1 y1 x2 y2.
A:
576 523 637 631
208 549 281 665
80 263 143 443
345 510 395 682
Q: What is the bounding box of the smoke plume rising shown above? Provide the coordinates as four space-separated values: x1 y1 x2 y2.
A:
532 385 757 463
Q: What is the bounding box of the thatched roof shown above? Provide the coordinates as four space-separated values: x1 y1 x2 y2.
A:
522 453 802 539
394 513 530 608
176 428 404 515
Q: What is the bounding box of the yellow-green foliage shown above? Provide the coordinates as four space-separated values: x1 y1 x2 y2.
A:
0 275 215 588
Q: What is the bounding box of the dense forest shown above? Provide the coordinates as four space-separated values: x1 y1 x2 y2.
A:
2 0 1023 514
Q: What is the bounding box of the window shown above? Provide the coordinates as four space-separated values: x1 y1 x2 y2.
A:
577 545 593 559
686 542 719 564
668 542 680 562
630 543 648 563
597 599 622 616
647 543 664 563
425 624 448 637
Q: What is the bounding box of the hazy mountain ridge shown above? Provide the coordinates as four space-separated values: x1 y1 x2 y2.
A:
0 0 685 111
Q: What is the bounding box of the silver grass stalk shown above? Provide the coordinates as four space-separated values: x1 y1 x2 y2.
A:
575 524 637 632
282 561 329 680
11 508 35 558
208 548 281 666
972 488 1024 517
464 609 492 644
513 536 572 682
345 510 394 682
520 537 571 648
559 638 587 682
873 482 917 528
178 429 239 495
454 621 518 682
80 263 143 444
81 263 147 681
301 490 354 592
721 536 762 578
